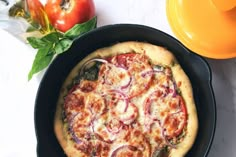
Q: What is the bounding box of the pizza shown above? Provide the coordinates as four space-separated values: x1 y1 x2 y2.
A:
54 41 198 157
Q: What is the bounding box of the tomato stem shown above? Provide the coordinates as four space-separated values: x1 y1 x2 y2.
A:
60 0 70 10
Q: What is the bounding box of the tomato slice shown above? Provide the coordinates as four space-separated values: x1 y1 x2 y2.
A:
69 111 93 152
64 88 106 120
105 53 153 98
144 87 187 139
86 92 106 117
93 113 121 143
79 79 97 93
110 53 137 69
162 96 187 138
64 91 86 121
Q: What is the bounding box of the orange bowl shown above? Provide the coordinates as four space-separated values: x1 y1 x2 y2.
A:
166 0 236 59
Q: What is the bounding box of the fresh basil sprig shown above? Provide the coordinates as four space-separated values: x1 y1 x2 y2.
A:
27 16 97 80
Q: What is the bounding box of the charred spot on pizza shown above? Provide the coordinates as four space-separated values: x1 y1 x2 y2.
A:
79 80 97 93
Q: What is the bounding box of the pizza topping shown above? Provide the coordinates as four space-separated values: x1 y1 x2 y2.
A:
106 118 123 134
141 65 164 77
79 58 108 77
162 127 177 149
98 63 132 90
63 52 189 157
79 80 97 93
64 91 86 121
162 96 187 138
86 92 106 117
92 112 113 142
152 147 168 157
123 129 151 157
93 140 111 156
105 89 129 111
110 53 137 69
69 111 93 145
111 145 142 157
105 53 153 98
113 103 138 125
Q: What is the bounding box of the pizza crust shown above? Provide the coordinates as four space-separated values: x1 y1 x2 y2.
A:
54 41 198 157
169 65 198 157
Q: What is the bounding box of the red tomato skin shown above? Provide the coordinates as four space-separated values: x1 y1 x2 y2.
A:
45 0 95 32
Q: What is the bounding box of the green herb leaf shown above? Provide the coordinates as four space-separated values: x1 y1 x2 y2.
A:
27 32 60 48
64 16 97 39
27 16 97 81
27 36 48 49
55 38 73 54
42 31 63 43
28 45 53 80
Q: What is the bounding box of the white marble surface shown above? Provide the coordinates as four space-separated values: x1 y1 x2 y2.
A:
0 0 235 157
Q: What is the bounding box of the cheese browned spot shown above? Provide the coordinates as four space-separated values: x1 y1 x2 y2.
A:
54 41 198 157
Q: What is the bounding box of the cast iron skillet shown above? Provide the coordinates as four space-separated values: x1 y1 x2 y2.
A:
34 24 216 157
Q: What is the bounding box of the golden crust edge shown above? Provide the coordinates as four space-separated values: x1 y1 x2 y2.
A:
54 41 198 157
169 65 198 157
54 94 83 157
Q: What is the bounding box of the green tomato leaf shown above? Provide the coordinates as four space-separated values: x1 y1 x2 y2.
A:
28 45 53 80
27 36 48 49
64 16 97 39
55 38 73 54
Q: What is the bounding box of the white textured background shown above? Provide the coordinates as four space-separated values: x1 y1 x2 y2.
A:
0 0 236 157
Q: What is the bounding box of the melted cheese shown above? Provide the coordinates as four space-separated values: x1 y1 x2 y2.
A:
63 53 187 157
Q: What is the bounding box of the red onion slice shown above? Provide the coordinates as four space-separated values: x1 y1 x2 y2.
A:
161 127 177 149
144 90 164 115
141 65 164 77
144 114 155 132
118 103 138 125
120 75 132 90
105 89 129 112
69 113 85 144
107 89 128 98
68 111 93 144
111 145 139 157
70 130 82 144
141 70 154 77
93 115 120 143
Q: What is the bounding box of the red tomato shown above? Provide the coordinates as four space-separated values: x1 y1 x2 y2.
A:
45 0 95 32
